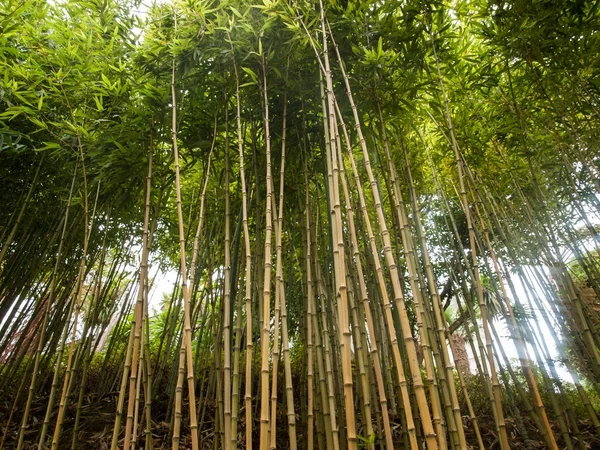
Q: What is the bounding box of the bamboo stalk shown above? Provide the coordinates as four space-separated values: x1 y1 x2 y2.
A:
169 13 199 448
259 42 274 450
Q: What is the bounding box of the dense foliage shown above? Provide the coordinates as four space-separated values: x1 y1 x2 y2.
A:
1 0 600 449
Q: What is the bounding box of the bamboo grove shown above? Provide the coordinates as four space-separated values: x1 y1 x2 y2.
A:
1 0 600 448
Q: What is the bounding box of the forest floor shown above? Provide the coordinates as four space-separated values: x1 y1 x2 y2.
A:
3 387 600 450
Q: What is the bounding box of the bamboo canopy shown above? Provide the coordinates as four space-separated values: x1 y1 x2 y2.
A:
1 0 600 449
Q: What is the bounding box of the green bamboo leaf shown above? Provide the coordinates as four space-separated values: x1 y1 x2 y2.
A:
241 67 258 84
93 95 103 111
101 73 112 89
30 116 47 129
230 6 243 19
36 141 61 151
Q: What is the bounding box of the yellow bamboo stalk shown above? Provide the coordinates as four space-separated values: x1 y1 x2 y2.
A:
170 14 199 447
317 7 357 446
303 163 316 450
224 106 233 450
231 51 253 450
259 43 274 450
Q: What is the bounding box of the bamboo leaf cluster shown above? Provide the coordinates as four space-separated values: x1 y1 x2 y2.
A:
1 0 600 449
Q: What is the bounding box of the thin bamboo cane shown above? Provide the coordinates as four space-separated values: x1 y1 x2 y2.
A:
259 43 274 450
270 88 298 450
131 311 145 449
312 219 341 450
308 199 335 450
122 142 154 450
268 104 286 449
303 159 316 450
231 255 244 448
224 104 233 450
143 279 154 450
169 14 199 447
231 52 254 450
317 5 357 448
